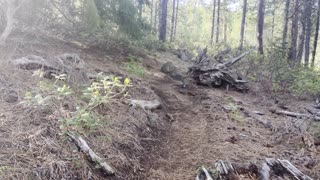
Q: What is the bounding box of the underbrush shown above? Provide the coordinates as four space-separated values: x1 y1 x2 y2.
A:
22 72 131 134
124 56 145 77
237 44 320 99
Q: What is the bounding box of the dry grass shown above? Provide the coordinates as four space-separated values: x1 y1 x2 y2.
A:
0 32 169 180
0 30 319 180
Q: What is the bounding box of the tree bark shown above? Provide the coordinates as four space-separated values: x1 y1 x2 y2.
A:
312 0 320 68
159 0 168 42
239 0 247 50
154 0 158 33
271 0 276 39
224 17 227 43
282 0 290 49
0 0 28 45
288 0 299 64
210 0 216 45
304 0 312 67
151 0 154 28
170 0 176 42
138 0 143 21
215 0 221 44
158 0 162 36
257 0 265 55
297 2 306 64
173 0 179 41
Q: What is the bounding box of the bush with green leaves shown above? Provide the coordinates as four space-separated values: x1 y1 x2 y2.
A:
124 57 145 77
22 72 131 133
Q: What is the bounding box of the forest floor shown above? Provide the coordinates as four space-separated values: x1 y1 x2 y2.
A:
0 31 319 179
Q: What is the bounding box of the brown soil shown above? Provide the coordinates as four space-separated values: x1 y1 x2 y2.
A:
0 32 319 179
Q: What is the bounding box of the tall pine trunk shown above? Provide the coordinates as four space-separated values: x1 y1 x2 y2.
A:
257 0 265 55
224 18 227 43
159 0 168 42
170 0 176 42
239 0 247 50
304 0 312 67
210 0 216 45
151 0 154 28
297 2 306 64
288 0 299 64
173 0 179 41
312 0 320 68
215 0 221 43
282 0 290 49
271 0 275 38
158 0 162 37
154 1 158 33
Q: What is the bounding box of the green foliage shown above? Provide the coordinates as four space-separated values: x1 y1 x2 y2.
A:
124 57 145 77
83 74 131 108
290 68 320 97
82 0 101 32
22 72 131 133
247 40 320 96
94 0 151 38
59 108 101 132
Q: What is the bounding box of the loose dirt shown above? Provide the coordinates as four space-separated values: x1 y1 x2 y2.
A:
0 33 319 179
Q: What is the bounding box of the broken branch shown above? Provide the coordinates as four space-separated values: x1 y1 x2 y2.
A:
68 133 115 176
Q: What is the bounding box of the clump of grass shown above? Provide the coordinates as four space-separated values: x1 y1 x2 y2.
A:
124 56 145 77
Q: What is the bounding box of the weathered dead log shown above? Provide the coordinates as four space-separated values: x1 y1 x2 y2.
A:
215 160 234 176
221 50 252 68
266 158 313 180
129 99 161 111
11 55 60 71
203 159 313 180
68 133 115 176
260 163 271 180
214 48 232 63
270 109 320 121
190 48 251 92
196 167 214 180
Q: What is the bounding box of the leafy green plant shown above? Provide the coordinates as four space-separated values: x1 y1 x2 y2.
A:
22 73 131 133
83 75 131 109
59 107 101 132
124 57 145 77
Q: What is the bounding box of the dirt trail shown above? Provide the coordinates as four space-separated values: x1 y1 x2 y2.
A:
142 53 320 179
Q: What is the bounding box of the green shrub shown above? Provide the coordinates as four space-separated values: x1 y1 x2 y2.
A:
124 57 145 77
22 72 131 133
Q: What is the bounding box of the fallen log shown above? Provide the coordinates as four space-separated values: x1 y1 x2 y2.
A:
189 48 251 92
270 109 320 121
129 99 161 111
196 167 214 180
68 133 115 176
266 158 313 180
198 159 313 180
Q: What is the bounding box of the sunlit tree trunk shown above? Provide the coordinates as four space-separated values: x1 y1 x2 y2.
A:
159 0 168 42
215 0 220 43
0 0 27 45
158 0 162 36
154 0 158 33
304 0 312 67
224 18 227 43
170 0 176 42
271 0 275 38
173 0 179 41
297 2 306 64
282 0 290 49
257 0 265 54
288 0 299 64
151 0 153 27
239 0 247 50
210 0 216 45
312 0 320 68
